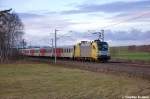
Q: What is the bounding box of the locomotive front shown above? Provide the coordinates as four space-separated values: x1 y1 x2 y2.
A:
96 40 111 62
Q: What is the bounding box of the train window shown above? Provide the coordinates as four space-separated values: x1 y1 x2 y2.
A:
31 50 33 53
68 49 70 53
98 42 108 51
35 50 39 53
64 49 66 53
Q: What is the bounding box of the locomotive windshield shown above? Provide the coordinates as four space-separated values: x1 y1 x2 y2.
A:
97 42 108 51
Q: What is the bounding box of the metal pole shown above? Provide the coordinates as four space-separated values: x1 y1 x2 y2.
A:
23 39 25 49
51 38 54 57
54 29 57 63
101 30 104 42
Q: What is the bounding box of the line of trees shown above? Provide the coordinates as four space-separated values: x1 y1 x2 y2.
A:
0 9 25 63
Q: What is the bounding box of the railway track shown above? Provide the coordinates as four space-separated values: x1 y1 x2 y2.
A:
26 57 150 80
108 60 150 68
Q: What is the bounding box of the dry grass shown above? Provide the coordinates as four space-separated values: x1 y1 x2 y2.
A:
0 63 150 99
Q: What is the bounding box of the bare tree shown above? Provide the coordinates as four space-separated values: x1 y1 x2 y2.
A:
0 9 24 63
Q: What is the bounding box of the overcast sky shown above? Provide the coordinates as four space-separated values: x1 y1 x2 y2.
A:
1 0 150 46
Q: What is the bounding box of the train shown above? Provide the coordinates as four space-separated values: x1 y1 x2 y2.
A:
20 40 111 62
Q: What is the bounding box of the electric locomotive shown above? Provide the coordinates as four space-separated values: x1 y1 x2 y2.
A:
74 40 110 62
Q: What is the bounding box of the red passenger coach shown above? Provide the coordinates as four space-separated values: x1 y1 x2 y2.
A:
40 48 46 56
20 47 69 58
30 49 35 56
56 48 63 57
25 49 30 56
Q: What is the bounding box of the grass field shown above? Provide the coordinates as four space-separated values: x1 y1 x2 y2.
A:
110 47 150 61
112 51 150 61
0 63 150 99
